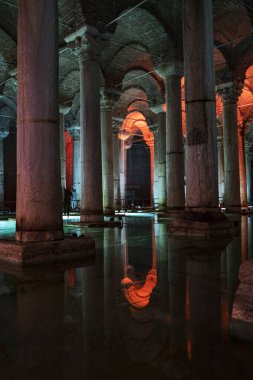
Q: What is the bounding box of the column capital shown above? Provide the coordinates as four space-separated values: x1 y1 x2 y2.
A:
100 88 120 111
68 125 80 141
150 103 165 114
0 128 9 140
65 25 111 63
112 119 122 134
216 81 243 104
156 58 184 79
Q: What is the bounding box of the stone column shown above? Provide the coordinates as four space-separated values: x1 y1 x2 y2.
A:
16 0 63 242
112 120 121 210
119 140 126 209
101 90 114 214
245 142 253 204
149 139 155 207
66 27 110 222
217 137 224 204
217 82 242 211
151 106 166 211
0 129 9 209
238 124 247 207
165 67 185 212
68 125 81 208
153 128 159 208
184 0 218 212
59 113 66 193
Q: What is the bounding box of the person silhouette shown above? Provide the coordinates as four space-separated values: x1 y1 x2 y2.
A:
63 188 72 216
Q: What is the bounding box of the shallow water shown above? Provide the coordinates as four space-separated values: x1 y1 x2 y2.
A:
0 214 253 379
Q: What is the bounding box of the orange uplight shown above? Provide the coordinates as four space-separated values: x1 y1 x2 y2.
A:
121 269 157 309
119 111 154 147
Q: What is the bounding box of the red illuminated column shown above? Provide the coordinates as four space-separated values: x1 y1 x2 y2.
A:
112 121 121 210
184 0 218 212
165 66 185 212
217 82 242 211
68 126 81 208
16 0 63 242
238 124 247 207
0 129 9 209
66 27 110 222
101 90 114 214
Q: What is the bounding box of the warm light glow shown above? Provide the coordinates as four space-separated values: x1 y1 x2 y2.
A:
65 131 73 191
121 268 157 309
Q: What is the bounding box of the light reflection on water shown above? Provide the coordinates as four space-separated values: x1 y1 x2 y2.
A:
0 215 253 379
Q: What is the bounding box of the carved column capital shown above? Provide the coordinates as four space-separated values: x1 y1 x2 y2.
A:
68 125 80 141
65 25 111 63
216 81 243 104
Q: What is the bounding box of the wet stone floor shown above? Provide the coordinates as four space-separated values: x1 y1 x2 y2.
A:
0 214 253 379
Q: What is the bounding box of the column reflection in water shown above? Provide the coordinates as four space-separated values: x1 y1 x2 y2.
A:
82 240 104 378
241 216 248 262
248 216 253 259
187 252 222 373
226 233 242 315
167 237 187 360
103 228 116 347
17 270 64 380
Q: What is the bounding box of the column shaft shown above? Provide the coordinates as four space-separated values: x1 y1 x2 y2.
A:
246 147 253 204
79 59 103 222
223 99 241 209
153 132 159 208
238 126 247 207
101 104 114 214
166 75 185 210
119 141 126 209
16 0 63 242
113 129 121 210
0 139 4 209
59 113 66 192
184 0 218 211
217 139 224 203
73 139 81 205
158 112 166 210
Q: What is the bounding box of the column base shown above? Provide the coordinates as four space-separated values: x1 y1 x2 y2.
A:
167 211 239 238
80 213 104 223
16 230 64 243
0 236 95 265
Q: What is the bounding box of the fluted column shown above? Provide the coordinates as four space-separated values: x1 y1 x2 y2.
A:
217 82 242 211
0 129 9 209
165 66 185 212
68 126 81 208
184 0 218 212
112 120 121 210
66 27 110 222
217 137 224 203
16 0 63 242
238 124 247 207
101 90 114 214
245 142 253 204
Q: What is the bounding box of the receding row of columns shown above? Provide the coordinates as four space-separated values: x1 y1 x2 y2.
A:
12 0 253 243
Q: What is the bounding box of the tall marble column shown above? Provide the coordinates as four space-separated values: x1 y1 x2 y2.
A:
165 66 185 212
68 125 81 208
217 137 224 204
238 124 247 207
119 140 126 209
153 128 159 208
59 113 66 193
183 0 218 212
245 142 253 204
151 105 166 211
217 82 242 211
16 0 63 242
66 27 110 222
101 90 114 214
112 120 121 210
0 129 9 209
